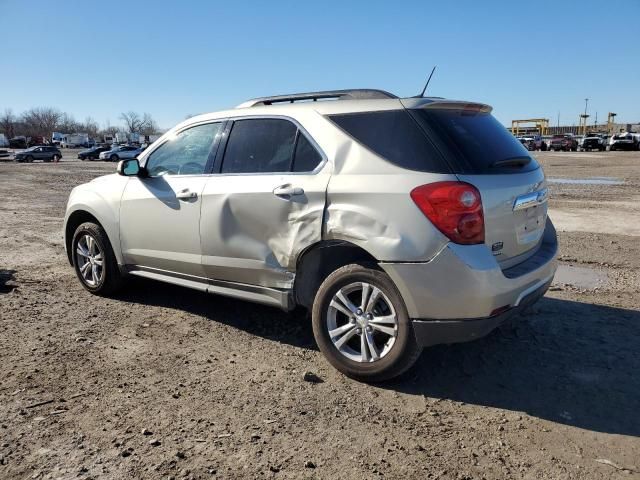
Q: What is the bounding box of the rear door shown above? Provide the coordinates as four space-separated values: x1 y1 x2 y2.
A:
199 117 330 288
409 105 548 268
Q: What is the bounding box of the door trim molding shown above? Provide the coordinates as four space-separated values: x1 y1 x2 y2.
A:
126 265 294 311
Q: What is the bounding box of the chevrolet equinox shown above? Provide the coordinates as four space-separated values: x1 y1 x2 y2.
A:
64 89 557 381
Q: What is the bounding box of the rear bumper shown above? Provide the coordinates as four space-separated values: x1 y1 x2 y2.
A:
380 218 558 347
412 278 550 346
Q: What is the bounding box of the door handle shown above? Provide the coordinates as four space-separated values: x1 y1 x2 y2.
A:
176 188 198 200
273 185 304 197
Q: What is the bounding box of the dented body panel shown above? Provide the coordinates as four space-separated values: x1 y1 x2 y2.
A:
199 166 331 289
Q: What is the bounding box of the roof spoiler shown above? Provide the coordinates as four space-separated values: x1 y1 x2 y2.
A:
401 98 492 113
237 89 397 108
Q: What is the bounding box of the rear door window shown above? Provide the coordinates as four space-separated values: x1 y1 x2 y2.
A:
292 133 323 172
328 110 450 173
221 119 298 174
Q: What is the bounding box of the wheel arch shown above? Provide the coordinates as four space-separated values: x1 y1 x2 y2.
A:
64 206 122 267
293 240 378 309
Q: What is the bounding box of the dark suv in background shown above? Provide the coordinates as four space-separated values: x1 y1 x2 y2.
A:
15 146 62 163
78 146 111 161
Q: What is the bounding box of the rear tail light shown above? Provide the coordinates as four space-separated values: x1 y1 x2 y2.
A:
410 181 484 245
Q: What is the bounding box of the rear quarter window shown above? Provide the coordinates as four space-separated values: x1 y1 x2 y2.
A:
328 110 451 173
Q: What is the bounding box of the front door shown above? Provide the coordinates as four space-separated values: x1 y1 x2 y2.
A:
33 147 45 160
200 117 330 288
119 121 224 278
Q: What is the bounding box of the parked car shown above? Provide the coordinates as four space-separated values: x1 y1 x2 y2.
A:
15 145 62 163
63 89 557 381
517 136 535 151
518 135 546 151
609 133 639 151
579 133 607 151
98 145 142 162
549 134 578 151
78 146 111 161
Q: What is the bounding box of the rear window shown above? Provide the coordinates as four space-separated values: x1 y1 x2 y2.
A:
410 109 539 174
330 108 539 174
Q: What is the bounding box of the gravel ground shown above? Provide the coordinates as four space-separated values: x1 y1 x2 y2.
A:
1 151 639 479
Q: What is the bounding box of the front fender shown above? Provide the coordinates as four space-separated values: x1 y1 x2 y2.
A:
64 178 127 265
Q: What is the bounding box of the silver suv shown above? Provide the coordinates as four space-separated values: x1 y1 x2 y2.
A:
64 89 557 381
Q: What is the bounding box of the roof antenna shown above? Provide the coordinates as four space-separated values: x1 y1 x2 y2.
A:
417 66 437 97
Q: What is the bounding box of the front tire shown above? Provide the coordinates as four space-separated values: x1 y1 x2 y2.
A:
72 222 123 296
110 154 119 162
312 264 421 382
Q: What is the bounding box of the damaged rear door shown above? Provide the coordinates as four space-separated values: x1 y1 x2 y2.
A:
199 117 330 289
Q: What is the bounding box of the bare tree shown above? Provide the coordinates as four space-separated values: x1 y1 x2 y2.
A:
57 112 79 134
120 111 158 135
140 113 158 135
21 107 63 138
81 117 100 138
0 109 16 138
120 111 142 134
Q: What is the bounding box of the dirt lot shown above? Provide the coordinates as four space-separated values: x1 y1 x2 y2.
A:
1 151 639 479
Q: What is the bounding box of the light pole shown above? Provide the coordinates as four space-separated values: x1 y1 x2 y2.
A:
581 98 590 135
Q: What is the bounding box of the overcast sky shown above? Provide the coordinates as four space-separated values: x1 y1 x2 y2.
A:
2 0 638 130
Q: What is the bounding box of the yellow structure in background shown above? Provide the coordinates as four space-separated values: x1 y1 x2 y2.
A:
511 118 550 136
579 114 590 136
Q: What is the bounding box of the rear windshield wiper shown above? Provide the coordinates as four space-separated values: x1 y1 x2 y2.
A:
490 156 531 169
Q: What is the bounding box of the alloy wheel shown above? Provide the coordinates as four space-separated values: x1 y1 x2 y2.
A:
75 234 104 287
326 282 398 363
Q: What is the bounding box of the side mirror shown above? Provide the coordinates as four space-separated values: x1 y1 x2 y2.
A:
117 158 140 176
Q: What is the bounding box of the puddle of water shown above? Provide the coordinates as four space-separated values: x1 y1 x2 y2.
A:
553 265 608 289
547 177 624 185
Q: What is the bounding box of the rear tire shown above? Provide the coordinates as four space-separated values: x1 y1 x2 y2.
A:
71 222 123 296
53 154 60 162
311 263 421 382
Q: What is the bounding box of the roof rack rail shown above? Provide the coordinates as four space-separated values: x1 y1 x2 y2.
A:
237 89 397 108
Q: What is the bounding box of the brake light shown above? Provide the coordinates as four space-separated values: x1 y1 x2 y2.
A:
410 182 485 245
